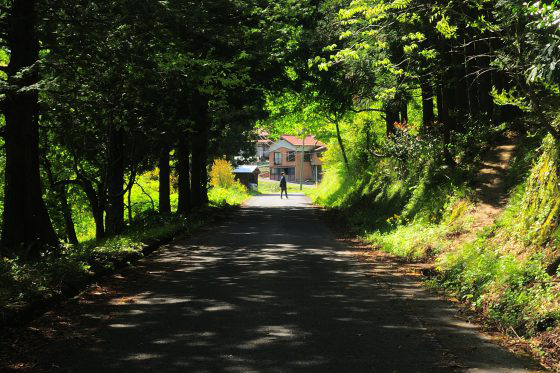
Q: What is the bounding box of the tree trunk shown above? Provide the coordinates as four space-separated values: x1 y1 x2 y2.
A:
127 187 133 224
79 177 105 240
442 125 455 167
158 147 171 214
176 138 191 214
466 41 480 116
477 38 494 116
436 83 443 122
453 44 469 125
1 0 59 257
59 187 79 245
421 80 435 127
105 124 125 236
385 107 399 136
190 93 209 209
400 104 408 124
439 74 456 167
43 163 79 246
441 43 457 131
41 149 79 246
334 118 349 170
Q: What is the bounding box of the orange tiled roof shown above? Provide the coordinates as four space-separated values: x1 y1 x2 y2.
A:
280 135 326 147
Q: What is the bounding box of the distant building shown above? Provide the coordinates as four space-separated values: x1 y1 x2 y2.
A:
256 131 272 163
268 135 326 183
233 165 260 188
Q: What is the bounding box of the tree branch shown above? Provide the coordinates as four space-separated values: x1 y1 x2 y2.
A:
350 107 385 114
134 181 155 210
367 148 390 158
54 179 84 188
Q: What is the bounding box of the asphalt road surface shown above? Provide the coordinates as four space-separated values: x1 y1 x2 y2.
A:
23 194 543 372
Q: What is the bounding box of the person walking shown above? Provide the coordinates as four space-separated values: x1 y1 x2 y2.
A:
279 172 288 199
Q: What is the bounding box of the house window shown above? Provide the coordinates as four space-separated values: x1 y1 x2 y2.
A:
287 151 295 162
304 152 312 162
274 152 282 165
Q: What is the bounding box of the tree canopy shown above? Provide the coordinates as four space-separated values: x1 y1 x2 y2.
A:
1 0 559 258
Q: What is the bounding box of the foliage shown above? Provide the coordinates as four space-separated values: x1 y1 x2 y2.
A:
208 182 251 207
315 130 560 337
436 241 558 335
0 213 197 311
210 159 236 189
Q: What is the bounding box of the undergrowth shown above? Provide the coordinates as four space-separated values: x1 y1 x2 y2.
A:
314 125 560 337
208 182 251 206
433 134 560 335
0 178 250 315
0 213 197 311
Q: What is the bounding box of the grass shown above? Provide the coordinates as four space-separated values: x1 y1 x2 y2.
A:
366 222 450 259
257 178 316 194
208 182 251 206
0 213 196 313
312 129 560 338
432 135 560 335
0 170 252 318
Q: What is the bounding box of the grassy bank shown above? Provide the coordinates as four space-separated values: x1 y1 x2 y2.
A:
0 180 251 324
312 132 560 365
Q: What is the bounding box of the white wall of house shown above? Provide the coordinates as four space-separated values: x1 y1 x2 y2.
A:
269 139 297 152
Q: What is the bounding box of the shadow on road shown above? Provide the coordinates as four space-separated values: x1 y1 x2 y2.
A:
28 196 541 372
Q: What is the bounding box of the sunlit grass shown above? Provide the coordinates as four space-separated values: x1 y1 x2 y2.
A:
0 170 251 312
257 178 316 194
208 182 251 206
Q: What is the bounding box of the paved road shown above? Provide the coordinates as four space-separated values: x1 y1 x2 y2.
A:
31 195 542 372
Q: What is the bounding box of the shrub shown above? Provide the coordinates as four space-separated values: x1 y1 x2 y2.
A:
210 159 236 189
208 182 249 207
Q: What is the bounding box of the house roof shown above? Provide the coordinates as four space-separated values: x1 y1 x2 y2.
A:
233 165 260 174
280 135 326 147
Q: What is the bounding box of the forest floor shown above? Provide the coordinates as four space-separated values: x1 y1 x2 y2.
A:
0 194 544 372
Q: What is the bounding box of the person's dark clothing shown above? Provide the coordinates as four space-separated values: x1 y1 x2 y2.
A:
280 176 288 199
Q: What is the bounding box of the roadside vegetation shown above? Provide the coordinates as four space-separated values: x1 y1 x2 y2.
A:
0 159 250 319
310 114 560 365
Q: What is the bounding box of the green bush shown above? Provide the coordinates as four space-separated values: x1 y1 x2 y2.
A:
208 182 250 207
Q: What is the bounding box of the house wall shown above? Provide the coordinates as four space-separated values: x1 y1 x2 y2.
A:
269 147 323 182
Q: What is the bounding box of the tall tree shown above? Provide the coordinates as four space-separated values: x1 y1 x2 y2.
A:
0 0 59 257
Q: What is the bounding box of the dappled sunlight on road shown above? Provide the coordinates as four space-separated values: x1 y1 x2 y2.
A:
30 194 541 372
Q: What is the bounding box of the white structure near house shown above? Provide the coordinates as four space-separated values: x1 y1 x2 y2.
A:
256 131 272 163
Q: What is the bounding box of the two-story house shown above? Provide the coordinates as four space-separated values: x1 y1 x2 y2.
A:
269 135 326 182
256 131 272 163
